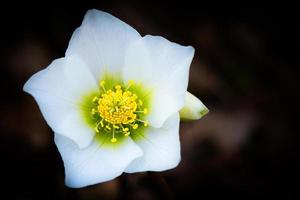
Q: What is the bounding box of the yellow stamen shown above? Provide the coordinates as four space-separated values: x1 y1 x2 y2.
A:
100 119 104 127
91 108 97 115
136 119 149 127
132 124 138 129
91 80 149 142
92 96 99 104
125 132 130 136
98 85 138 125
123 127 129 132
115 85 122 90
100 80 106 92
144 121 148 127
143 108 148 114
113 125 120 129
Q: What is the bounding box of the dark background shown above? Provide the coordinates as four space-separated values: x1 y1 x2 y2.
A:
0 1 299 199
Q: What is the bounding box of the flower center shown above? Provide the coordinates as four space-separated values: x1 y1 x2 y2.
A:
98 85 137 125
91 80 148 143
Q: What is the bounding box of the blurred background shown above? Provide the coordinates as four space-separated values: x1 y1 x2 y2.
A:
0 1 299 199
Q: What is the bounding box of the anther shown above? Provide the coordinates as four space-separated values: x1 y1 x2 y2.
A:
91 108 97 115
113 125 120 129
132 124 138 129
123 128 129 132
115 85 122 90
92 96 99 104
100 119 104 127
125 132 130 136
100 80 106 92
144 121 149 127
143 108 148 114
136 119 149 127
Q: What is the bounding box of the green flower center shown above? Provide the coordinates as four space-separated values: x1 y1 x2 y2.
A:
91 80 148 143
80 73 152 146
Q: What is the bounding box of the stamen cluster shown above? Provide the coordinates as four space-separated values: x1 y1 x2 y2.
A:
91 80 148 143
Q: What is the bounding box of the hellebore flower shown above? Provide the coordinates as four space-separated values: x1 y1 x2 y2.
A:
23 9 208 188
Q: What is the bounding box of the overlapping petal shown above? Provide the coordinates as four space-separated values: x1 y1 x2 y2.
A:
23 56 98 148
55 133 143 188
123 35 194 128
66 9 142 81
125 113 180 173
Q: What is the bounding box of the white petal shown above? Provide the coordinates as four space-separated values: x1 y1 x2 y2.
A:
66 9 141 81
55 133 143 188
125 113 180 173
23 56 98 148
180 91 209 120
123 35 195 128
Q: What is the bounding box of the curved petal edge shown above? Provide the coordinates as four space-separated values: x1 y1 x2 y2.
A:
55 133 143 188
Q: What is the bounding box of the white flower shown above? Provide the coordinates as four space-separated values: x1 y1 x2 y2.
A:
23 9 208 188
